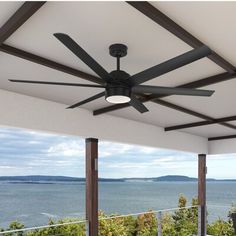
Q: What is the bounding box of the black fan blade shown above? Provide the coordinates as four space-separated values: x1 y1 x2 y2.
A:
67 92 105 109
9 79 105 88
129 95 149 113
130 45 211 85
132 85 214 97
54 33 110 82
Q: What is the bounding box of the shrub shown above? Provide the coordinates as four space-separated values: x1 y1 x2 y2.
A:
0 195 234 236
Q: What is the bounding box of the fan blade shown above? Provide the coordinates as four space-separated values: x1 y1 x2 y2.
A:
130 45 211 85
129 95 149 113
54 33 110 81
9 79 105 88
67 92 105 109
132 85 214 97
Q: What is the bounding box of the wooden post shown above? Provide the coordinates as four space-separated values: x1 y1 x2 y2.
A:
198 154 207 236
86 138 98 236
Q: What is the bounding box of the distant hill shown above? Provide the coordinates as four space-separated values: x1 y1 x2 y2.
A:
154 175 198 181
0 175 234 183
0 175 83 182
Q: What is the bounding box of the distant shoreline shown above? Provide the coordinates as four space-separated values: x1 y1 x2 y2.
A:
0 175 235 183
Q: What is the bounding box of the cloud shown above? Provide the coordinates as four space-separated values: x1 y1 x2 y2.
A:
0 126 235 178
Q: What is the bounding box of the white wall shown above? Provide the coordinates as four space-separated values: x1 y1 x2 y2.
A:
0 89 208 154
209 139 236 155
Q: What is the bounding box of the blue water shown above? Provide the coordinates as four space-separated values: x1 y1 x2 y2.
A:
0 181 235 228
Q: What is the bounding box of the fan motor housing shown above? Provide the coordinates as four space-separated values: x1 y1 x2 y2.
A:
105 85 131 99
105 84 131 104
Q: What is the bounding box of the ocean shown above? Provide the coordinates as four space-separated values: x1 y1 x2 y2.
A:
0 181 235 228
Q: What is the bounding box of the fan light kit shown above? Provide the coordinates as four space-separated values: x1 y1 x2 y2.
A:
9 33 215 114
106 96 130 104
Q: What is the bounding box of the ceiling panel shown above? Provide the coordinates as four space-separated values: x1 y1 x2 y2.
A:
0 1 235 139
5 2 222 87
0 52 104 107
108 101 202 128
153 1 236 66
165 79 236 119
183 124 236 138
0 2 22 29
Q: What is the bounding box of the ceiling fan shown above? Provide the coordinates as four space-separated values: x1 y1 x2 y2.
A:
9 33 214 113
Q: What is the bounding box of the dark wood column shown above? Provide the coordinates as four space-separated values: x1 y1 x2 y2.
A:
198 154 207 236
86 138 98 236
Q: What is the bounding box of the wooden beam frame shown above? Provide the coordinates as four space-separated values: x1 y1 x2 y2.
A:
86 138 98 236
153 99 236 130
127 1 235 73
0 2 102 85
0 2 46 44
208 134 236 141
1 1 236 139
198 154 207 236
93 2 236 134
165 115 236 131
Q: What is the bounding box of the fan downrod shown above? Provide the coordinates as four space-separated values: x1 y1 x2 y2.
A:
109 44 128 58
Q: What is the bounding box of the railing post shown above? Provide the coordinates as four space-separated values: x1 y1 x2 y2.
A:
198 205 201 236
86 221 89 236
157 211 162 236
198 154 207 236
86 138 98 236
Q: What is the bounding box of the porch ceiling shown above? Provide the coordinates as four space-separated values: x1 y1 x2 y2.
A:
0 1 236 154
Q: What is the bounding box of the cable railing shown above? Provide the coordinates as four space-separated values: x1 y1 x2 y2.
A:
0 220 86 235
0 205 206 236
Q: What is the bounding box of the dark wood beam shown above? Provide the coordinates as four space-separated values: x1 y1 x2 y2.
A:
0 2 46 44
0 44 103 85
127 1 235 73
86 138 98 236
165 115 236 131
152 99 236 130
208 134 236 141
198 154 207 236
153 99 212 120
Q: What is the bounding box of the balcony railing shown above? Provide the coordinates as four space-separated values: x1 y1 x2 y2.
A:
0 205 215 236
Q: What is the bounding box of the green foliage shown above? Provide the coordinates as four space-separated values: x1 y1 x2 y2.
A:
0 195 234 236
230 203 236 214
207 219 235 236
99 211 134 236
136 211 157 236
171 194 198 236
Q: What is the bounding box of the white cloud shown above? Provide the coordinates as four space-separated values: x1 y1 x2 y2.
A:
0 126 235 178
47 141 85 157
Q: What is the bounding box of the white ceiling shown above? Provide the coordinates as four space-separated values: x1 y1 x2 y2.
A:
0 1 236 140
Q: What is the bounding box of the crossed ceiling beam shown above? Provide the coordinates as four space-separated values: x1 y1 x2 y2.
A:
165 115 236 131
127 1 236 73
0 1 236 140
0 1 103 85
0 2 46 44
151 99 236 130
93 1 236 140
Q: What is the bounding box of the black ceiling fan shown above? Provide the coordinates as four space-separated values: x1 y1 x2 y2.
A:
9 33 214 113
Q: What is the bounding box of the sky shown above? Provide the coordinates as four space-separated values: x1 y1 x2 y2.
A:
0 127 235 179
